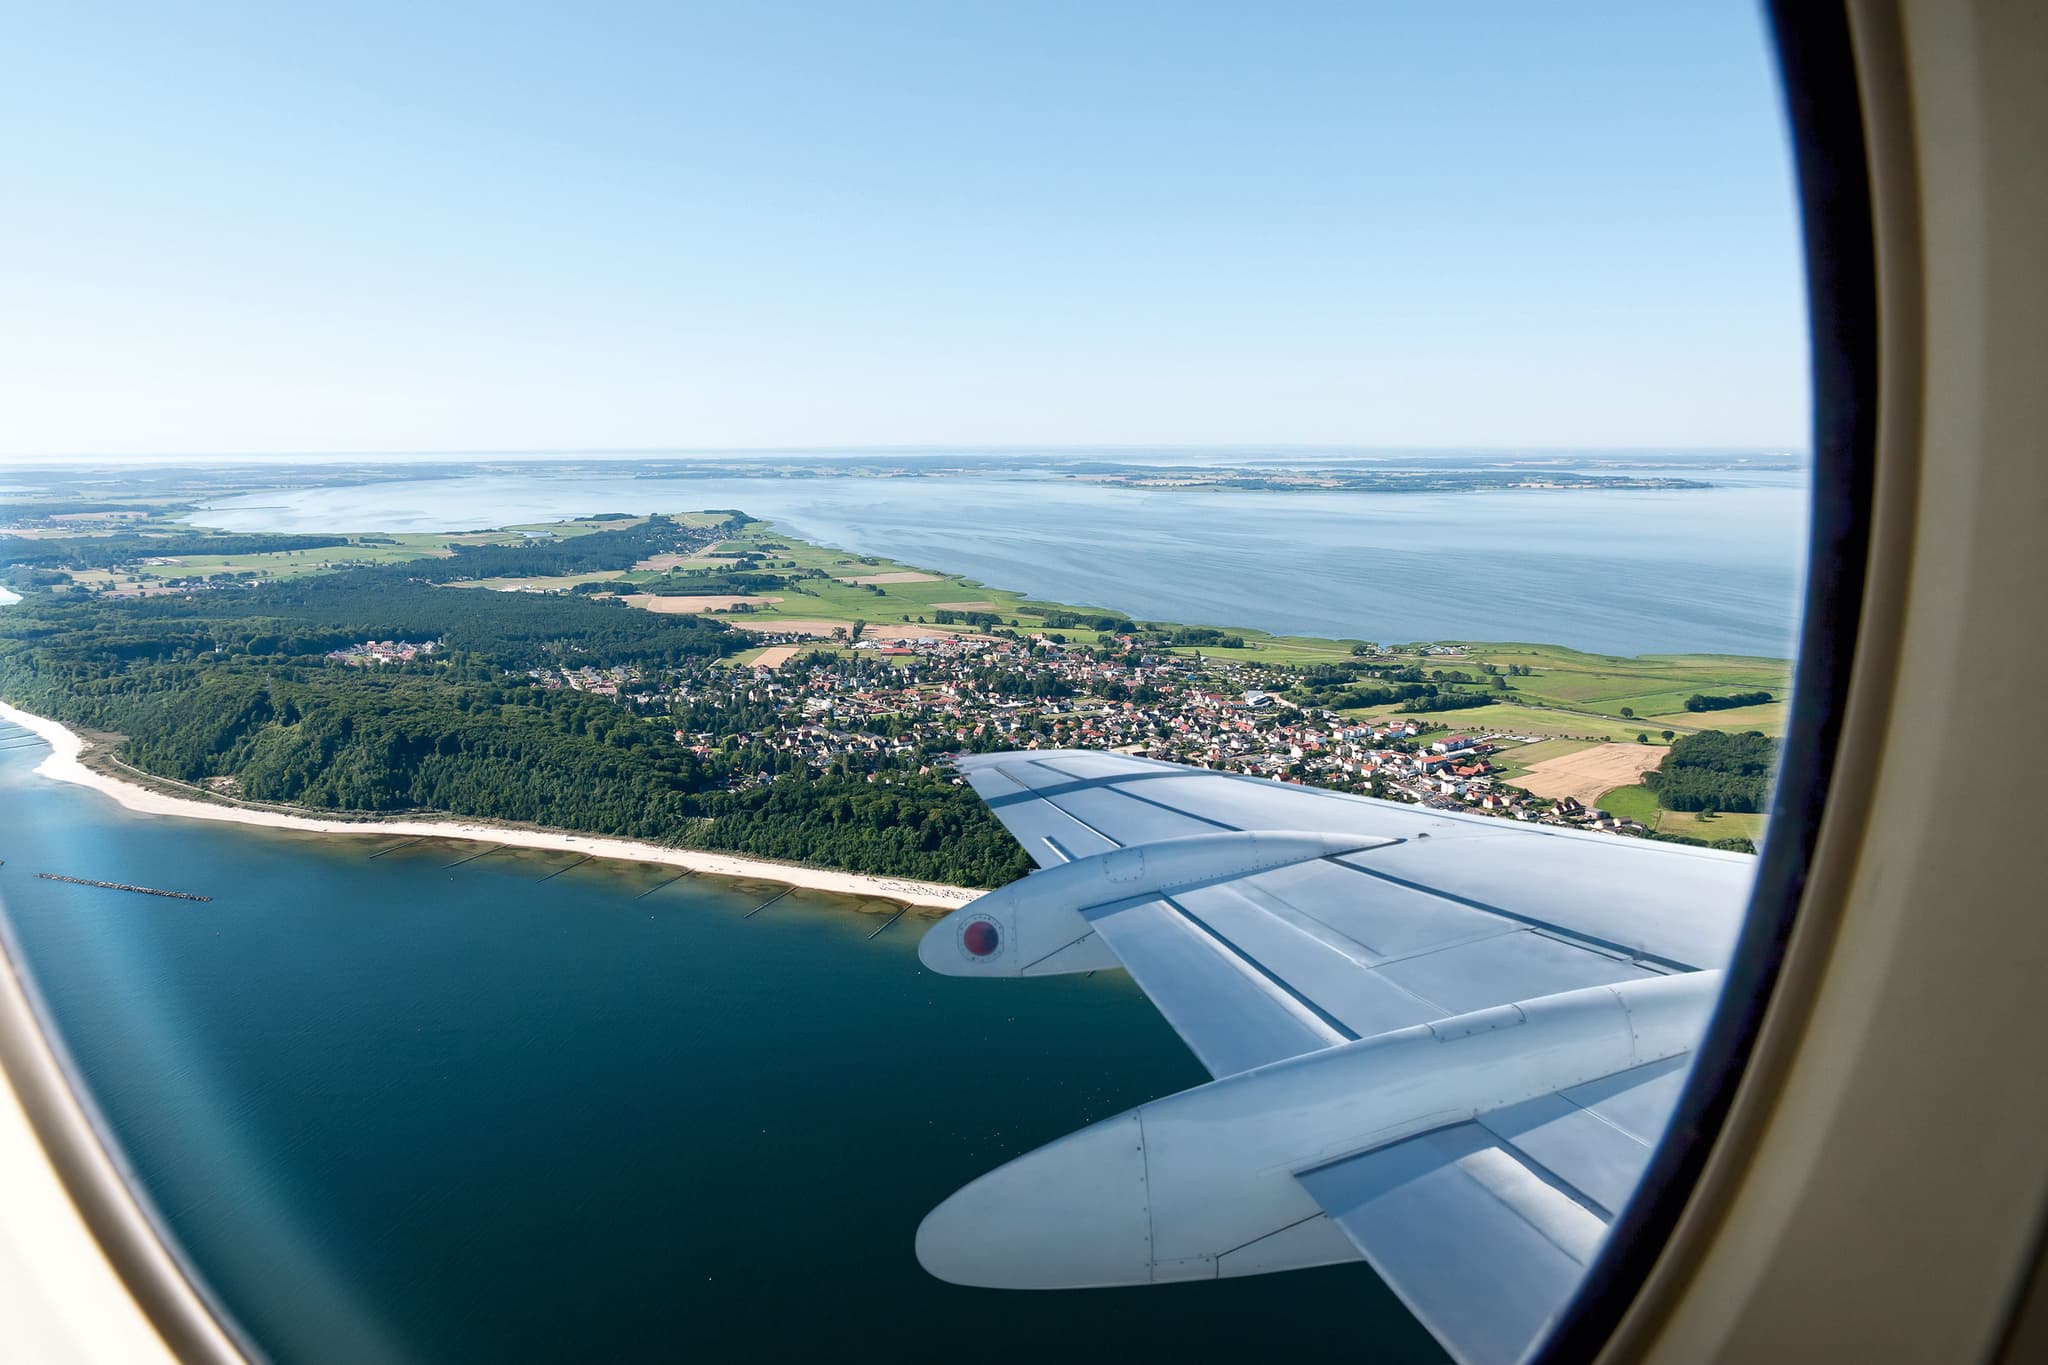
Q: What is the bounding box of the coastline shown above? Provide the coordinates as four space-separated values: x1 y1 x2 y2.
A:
0 700 981 911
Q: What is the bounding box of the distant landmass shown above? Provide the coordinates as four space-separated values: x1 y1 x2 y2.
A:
1 477 1791 887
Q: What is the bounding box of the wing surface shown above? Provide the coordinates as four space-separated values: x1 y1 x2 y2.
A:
955 748 1750 1078
924 750 1755 1364
1299 1056 1690 1365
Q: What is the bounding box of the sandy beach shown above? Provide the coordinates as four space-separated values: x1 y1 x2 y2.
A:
0 700 981 910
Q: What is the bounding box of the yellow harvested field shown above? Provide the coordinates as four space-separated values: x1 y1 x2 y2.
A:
622 594 784 613
729 618 955 639
836 571 941 584
748 645 803 669
447 572 621 591
931 600 1002 611
1510 743 1667 805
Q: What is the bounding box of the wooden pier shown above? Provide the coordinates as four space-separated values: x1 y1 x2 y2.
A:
38 873 211 903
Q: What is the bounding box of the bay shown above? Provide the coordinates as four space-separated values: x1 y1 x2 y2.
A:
195 466 1808 658
0 738 1439 1362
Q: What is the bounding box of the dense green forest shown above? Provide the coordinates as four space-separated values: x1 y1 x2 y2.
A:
403 516 698 582
0 520 1033 887
5 532 352 571
1683 690 1774 712
1643 730 1778 813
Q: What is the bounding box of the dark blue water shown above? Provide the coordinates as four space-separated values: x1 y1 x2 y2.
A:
196 466 1807 657
0 739 1443 1362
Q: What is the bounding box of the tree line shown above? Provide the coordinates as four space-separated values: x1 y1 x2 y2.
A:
1683 690 1773 712
5 531 353 572
1643 730 1778 813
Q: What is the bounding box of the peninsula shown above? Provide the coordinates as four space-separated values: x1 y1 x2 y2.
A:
1 494 1792 898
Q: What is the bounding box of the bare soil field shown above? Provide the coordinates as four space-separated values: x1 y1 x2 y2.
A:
729 618 955 639
1509 743 1667 805
632 551 742 570
621 594 784 613
836 571 941 584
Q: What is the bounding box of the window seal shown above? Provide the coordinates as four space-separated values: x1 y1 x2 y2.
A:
1533 4 1882 1359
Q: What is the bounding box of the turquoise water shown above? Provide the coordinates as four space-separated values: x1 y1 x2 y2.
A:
196 466 1807 657
0 738 1443 1362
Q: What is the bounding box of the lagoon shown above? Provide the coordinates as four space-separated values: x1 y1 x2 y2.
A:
196 466 1808 658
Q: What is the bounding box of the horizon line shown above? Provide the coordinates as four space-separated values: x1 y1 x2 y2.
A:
0 442 1814 467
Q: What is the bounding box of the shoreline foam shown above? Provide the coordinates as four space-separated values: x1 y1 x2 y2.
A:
0 700 980 910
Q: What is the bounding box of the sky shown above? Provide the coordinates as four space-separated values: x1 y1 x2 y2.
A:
0 2 1807 459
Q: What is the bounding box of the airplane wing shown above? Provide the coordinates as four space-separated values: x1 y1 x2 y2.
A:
916 749 1753 1365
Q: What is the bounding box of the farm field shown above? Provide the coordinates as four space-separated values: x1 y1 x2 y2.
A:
1489 737 1597 777
1345 701 1675 744
1509 744 1667 805
837 571 942 585
1594 783 1772 844
1644 700 1787 735
447 571 636 592
1594 783 1664 824
620 593 785 613
727 618 957 640
1655 808 1770 842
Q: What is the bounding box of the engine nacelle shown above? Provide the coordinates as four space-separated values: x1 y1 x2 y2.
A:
918 830 1394 978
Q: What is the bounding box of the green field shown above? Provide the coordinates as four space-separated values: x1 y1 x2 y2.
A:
1595 782 1770 844
1340 700 1675 745
45 527 548 590
1644 700 1787 735
1490 737 1597 777
66 538 455 586
1594 783 1664 823
1654 807 1770 843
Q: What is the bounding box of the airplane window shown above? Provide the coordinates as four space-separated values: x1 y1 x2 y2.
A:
0 5 1828 1363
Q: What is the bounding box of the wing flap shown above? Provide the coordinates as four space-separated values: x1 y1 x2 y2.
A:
1298 1055 1686 1364
1301 1126 1602 1365
1082 895 1344 1075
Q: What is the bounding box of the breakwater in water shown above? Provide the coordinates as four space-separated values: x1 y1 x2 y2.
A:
36 872 211 902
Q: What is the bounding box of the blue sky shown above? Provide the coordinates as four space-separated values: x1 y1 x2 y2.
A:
0 2 1806 458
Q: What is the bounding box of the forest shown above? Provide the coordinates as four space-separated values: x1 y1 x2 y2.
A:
0 552 1033 887
1683 689 1774 712
5 532 353 572
1643 730 1779 813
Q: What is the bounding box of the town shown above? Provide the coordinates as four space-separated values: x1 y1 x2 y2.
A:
517 627 1654 837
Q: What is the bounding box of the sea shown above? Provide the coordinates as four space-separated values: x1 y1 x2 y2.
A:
0 738 1440 1362
192 463 1810 659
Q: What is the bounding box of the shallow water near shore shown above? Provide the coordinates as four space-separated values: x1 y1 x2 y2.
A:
0 738 1443 1362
